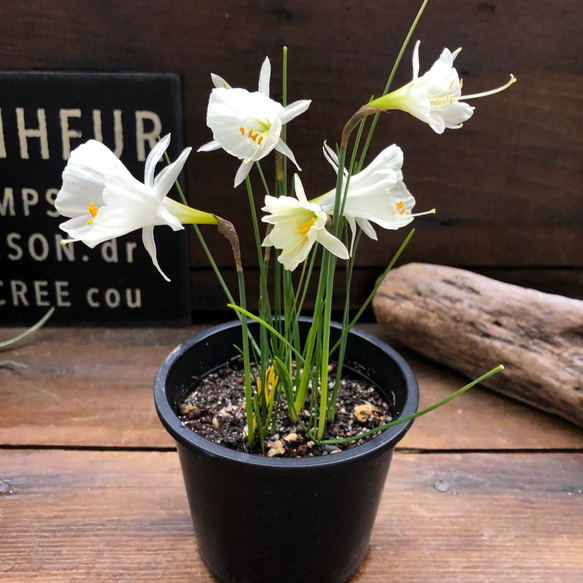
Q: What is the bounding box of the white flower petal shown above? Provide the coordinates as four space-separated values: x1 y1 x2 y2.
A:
356 217 378 240
322 141 340 174
144 134 171 188
274 139 301 170
157 205 184 232
197 140 222 152
55 139 207 280
55 140 131 217
412 40 421 80
206 87 283 162
200 58 310 186
142 225 170 282
279 99 311 125
293 174 308 203
211 73 230 89
153 147 192 198
258 57 271 97
370 42 513 133
234 160 253 187
316 227 349 260
261 182 347 271
311 144 416 241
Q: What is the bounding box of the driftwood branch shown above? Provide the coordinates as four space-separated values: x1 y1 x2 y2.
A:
372 263 583 427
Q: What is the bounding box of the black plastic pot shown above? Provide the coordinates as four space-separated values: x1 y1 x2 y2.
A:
154 319 419 583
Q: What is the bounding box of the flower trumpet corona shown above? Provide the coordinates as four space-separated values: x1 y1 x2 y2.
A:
368 41 516 134
198 57 311 187
262 175 349 271
55 135 217 281
313 143 433 251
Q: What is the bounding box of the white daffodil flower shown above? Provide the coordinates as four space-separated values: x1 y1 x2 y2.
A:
55 135 217 281
198 57 311 187
369 41 516 134
312 143 425 251
262 175 349 271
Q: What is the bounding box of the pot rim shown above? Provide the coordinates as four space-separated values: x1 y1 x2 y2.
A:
154 319 419 472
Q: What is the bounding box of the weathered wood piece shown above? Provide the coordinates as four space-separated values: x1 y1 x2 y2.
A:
373 263 583 427
0 450 581 582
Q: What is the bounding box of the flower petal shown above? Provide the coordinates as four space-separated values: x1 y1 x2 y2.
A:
412 40 421 80
258 57 271 97
142 225 170 282
279 99 311 125
153 147 192 198
293 174 308 203
197 140 222 152
234 160 253 187
315 227 349 260
55 140 131 218
211 73 230 89
144 134 171 188
275 139 301 170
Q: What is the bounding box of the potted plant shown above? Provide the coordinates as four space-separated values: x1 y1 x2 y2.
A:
53 1 512 580
154 318 419 583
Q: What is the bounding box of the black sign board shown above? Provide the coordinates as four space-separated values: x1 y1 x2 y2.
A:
0 72 191 327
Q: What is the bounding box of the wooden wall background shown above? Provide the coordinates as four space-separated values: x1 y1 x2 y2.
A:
1 0 581 318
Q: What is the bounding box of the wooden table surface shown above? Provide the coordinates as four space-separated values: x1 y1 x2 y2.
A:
1 323 582 582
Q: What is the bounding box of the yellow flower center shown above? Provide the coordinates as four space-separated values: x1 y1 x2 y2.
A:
87 202 98 225
396 201 406 215
299 217 316 235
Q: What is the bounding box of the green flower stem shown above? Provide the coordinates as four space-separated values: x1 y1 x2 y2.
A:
0 360 28 369
163 157 239 312
327 229 363 422
0 306 54 351
192 224 237 306
245 174 272 385
252 393 265 455
321 365 504 445
358 0 430 170
316 147 348 440
236 270 255 445
254 161 271 198
281 47 289 190
228 304 314 380
331 228 415 354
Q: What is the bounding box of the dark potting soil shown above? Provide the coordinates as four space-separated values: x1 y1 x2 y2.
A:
177 356 399 458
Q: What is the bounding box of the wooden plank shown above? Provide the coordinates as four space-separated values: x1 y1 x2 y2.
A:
1 326 582 450
0 450 581 581
0 0 580 304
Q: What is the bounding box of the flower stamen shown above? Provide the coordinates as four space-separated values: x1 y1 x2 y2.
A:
239 125 265 145
460 74 517 101
87 202 98 225
299 216 316 235
396 201 406 215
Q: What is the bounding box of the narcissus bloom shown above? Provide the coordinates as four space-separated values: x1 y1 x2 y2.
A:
369 41 516 134
198 57 311 187
262 175 349 271
55 135 217 281
312 143 419 249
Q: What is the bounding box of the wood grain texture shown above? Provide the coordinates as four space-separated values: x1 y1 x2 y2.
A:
373 263 583 427
0 0 581 307
1 325 583 450
0 450 581 582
